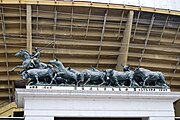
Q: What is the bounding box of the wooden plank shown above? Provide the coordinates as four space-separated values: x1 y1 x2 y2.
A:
127 61 180 70
129 43 180 54
116 11 134 70
128 53 177 62
26 4 32 54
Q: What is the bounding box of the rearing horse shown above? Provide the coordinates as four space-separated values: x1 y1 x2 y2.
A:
11 49 32 71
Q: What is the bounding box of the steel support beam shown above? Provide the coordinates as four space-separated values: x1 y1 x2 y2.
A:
19 4 22 36
116 11 134 70
139 14 155 66
172 25 180 44
70 7 73 36
159 15 169 44
36 5 39 36
85 7 91 38
117 10 124 40
96 9 108 68
53 6 57 58
26 4 32 54
170 58 180 87
132 11 141 42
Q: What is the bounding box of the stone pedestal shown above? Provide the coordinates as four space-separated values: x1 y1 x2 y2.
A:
15 88 180 120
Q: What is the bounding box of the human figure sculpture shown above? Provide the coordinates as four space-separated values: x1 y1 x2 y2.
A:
11 48 169 88
31 47 40 67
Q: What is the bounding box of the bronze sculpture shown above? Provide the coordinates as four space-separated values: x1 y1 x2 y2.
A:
11 48 169 88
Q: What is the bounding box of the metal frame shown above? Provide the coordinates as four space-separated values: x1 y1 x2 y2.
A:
0 5 11 102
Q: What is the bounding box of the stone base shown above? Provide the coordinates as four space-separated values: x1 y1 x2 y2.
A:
15 88 180 120
26 85 171 92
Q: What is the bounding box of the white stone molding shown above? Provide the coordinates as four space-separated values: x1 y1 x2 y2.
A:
15 88 180 120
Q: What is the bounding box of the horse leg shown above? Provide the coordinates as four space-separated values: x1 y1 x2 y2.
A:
98 76 106 86
10 65 24 72
143 77 149 87
129 77 133 87
115 78 120 87
84 77 90 86
35 74 40 84
80 74 85 87
50 73 57 85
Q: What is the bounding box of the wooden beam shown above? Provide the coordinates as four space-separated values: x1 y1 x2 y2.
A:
26 4 32 54
139 14 155 66
116 11 134 70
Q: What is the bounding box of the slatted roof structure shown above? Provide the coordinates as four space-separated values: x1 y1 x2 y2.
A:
1 0 180 102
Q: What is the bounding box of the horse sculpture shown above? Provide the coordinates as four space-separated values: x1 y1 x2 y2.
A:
11 48 169 88
49 59 80 86
134 67 168 87
11 49 47 72
11 49 32 71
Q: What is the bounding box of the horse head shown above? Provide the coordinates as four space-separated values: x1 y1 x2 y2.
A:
104 69 114 77
15 49 23 57
122 64 130 72
21 70 29 80
15 49 30 59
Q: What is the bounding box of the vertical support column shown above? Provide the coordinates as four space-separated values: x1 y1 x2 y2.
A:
116 11 134 70
26 4 32 54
